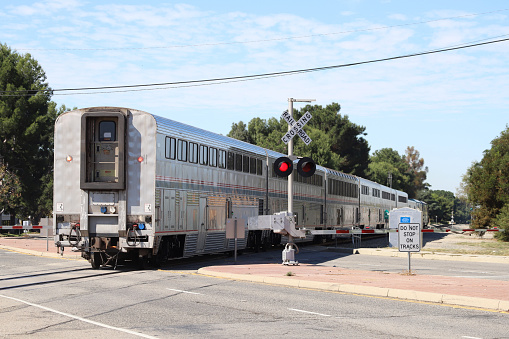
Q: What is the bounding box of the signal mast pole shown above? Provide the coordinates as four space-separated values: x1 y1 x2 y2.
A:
287 98 315 244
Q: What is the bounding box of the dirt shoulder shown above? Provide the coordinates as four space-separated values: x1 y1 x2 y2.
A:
421 225 509 256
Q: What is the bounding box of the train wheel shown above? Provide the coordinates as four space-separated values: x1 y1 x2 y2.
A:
154 239 169 267
90 252 102 269
137 256 148 270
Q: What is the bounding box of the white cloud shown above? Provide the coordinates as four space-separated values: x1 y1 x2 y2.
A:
388 13 407 21
8 0 82 16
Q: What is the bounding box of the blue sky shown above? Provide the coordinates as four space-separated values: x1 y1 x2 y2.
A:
1 0 509 194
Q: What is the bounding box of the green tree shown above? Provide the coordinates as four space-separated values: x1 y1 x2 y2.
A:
227 103 370 176
492 204 509 241
453 195 471 224
0 164 22 215
228 121 251 143
417 189 455 224
367 148 413 193
0 43 57 222
404 146 429 196
463 126 509 229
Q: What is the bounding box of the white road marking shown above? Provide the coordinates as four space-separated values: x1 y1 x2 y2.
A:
462 336 483 339
166 288 202 295
0 294 157 339
288 308 331 317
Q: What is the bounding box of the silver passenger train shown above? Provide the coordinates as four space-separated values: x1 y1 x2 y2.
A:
53 107 427 268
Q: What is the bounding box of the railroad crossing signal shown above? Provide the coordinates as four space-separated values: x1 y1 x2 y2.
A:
273 156 316 178
281 111 313 145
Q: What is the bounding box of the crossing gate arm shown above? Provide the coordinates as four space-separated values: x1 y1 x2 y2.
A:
0 225 51 230
304 228 504 235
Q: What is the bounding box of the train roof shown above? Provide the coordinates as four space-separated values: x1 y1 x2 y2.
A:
409 198 427 205
153 113 283 159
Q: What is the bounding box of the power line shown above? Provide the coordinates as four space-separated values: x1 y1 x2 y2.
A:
2 35 509 97
13 8 509 52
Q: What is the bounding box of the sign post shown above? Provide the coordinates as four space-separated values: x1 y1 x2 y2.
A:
226 218 245 262
398 222 421 273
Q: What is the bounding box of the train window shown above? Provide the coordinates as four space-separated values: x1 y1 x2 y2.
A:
189 142 198 163
235 154 243 172
199 145 208 165
177 140 188 162
243 155 250 173
209 148 217 167
256 159 263 175
218 150 226 169
249 157 256 174
391 194 396 201
361 185 369 195
165 137 176 159
227 152 235 170
99 121 116 141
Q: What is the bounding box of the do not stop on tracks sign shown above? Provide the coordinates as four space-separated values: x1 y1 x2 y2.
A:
398 222 421 252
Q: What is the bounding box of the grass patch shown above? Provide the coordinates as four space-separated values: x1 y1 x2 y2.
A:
0 231 39 237
425 242 509 256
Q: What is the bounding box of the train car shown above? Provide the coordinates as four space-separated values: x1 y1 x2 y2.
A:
53 106 423 268
325 169 359 229
358 178 390 229
408 199 429 227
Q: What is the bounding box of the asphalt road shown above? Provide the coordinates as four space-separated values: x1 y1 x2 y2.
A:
1 249 508 338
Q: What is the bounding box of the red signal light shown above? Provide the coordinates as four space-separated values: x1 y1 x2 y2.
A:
297 157 316 177
274 157 293 177
279 162 289 172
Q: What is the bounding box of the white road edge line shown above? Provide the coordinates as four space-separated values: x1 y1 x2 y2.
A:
288 308 332 317
166 288 202 295
0 294 157 339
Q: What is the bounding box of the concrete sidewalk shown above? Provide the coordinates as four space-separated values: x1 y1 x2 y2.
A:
1 235 509 312
0 235 83 260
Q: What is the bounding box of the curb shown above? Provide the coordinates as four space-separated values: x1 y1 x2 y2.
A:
197 268 509 312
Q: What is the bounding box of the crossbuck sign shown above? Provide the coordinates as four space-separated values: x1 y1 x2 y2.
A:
281 111 312 145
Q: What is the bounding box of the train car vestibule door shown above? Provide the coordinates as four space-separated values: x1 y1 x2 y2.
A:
162 190 176 231
197 197 208 252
